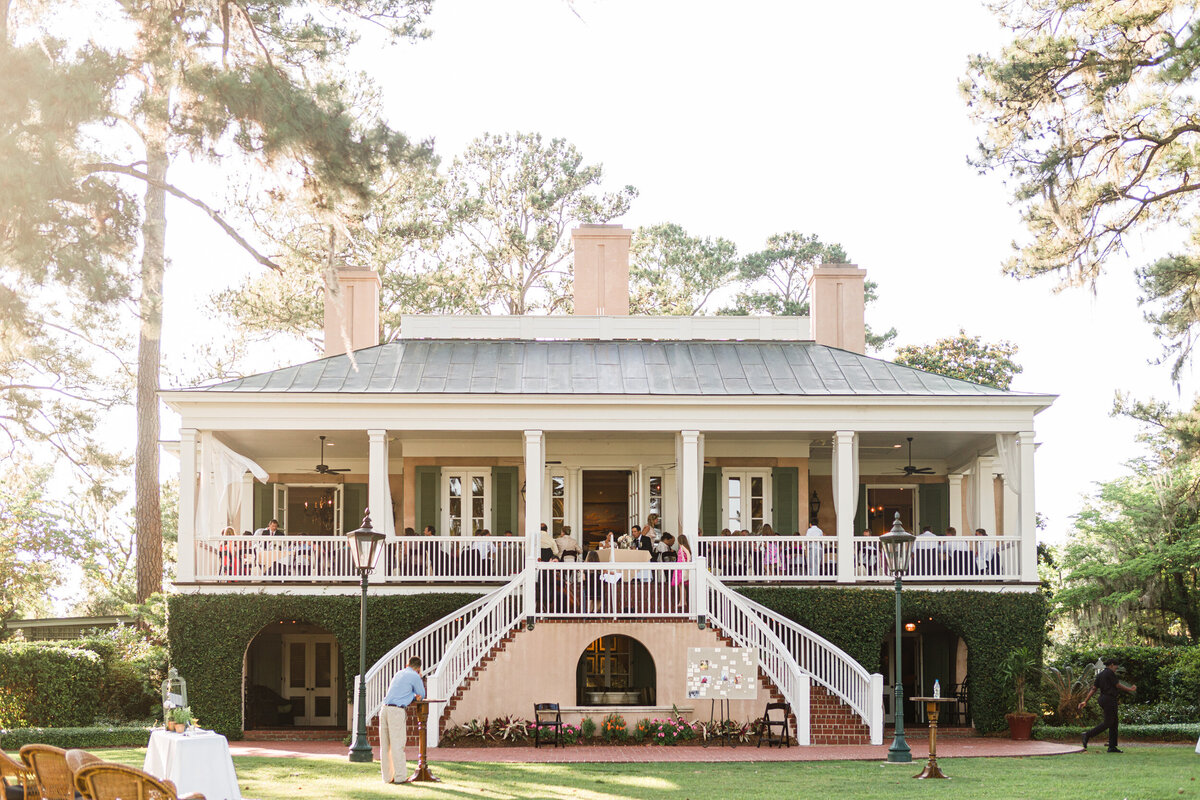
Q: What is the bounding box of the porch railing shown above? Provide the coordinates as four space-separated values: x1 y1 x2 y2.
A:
703 570 810 745
193 535 526 583
696 536 837 581
851 536 1021 581
351 578 517 745
533 560 703 619
740 593 883 744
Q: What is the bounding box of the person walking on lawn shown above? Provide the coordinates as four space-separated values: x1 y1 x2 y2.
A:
380 656 425 783
1079 657 1137 753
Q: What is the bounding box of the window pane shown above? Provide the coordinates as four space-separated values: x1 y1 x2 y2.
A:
472 496 484 521
751 477 763 498
751 497 763 520
449 477 462 498
288 644 305 689
552 476 564 497
314 642 332 688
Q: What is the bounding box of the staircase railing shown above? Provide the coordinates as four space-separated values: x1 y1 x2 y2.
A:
740 594 884 744
423 572 527 747
702 570 810 745
351 586 499 742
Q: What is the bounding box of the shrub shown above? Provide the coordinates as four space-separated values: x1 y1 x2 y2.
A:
0 725 153 750
633 716 695 745
1040 663 1097 726
1163 647 1200 706
580 717 597 739
1048 645 1182 705
1122 701 1200 725
1034 722 1199 742
600 712 627 741
560 723 580 745
0 643 104 727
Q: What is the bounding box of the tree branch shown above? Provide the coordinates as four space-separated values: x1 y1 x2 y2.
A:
82 162 282 272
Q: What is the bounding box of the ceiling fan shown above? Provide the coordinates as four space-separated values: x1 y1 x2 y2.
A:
898 437 934 475
309 435 350 474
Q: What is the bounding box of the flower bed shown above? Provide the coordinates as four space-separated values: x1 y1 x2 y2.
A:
441 712 763 747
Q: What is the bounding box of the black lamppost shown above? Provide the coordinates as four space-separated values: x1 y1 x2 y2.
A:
879 511 916 764
347 510 386 764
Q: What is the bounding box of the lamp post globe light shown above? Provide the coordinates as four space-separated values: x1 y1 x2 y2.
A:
347 510 386 763
879 511 916 764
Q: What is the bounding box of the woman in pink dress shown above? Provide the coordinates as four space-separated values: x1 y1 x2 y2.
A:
672 534 693 611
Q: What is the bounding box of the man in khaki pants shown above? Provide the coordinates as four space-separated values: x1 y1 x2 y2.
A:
380 656 425 783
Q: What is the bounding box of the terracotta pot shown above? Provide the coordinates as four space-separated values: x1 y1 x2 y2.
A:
1005 712 1036 740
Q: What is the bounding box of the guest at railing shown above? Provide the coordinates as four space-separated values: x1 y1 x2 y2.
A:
673 534 692 611
422 525 439 579
916 526 939 575
469 529 496 576
654 532 676 562
539 522 560 561
761 523 781 576
856 528 879 577
974 528 999 575
217 526 244 578
557 526 581 562
944 526 974 576
805 518 825 578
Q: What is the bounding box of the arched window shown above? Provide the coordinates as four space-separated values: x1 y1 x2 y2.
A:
576 634 655 706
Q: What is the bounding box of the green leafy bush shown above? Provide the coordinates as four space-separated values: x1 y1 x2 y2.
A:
1162 647 1200 706
633 715 696 744
1048 645 1182 705
167 593 479 739
740 587 1047 734
1122 701 1200 725
1034 722 1199 742
580 717 597 739
0 725 153 750
0 643 105 727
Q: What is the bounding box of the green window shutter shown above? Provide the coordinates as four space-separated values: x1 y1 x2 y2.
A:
701 467 721 536
342 483 369 532
491 466 518 535
771 467 798 534
414 466 441 533
253 481 273 532
854 483 867 534
919 482 949 534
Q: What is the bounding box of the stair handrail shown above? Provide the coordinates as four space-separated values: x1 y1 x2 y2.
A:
353 587 499 740
424 571 527 747
740 593 884 745
703 570 810 745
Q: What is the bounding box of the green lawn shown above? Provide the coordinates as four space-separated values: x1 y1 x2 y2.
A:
81 746 1198 800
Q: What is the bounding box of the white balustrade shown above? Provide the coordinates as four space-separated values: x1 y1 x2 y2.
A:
695 536 838 581
533 561 697 618
852 536 1021 581
193 535 525 583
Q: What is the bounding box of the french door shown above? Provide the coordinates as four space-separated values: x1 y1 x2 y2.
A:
722 471 772 533
281 634 339 726
442 470 491 536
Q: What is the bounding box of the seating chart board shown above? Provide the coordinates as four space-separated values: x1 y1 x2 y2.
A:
686 647 758 700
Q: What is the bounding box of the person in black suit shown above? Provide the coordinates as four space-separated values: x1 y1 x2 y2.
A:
1079 657 1137 752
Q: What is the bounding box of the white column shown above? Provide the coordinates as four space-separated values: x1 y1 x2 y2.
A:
1018 431 1037 581
567 466 582 536
178 428 198 583
679 431 701 542
523 431 545 554
367 430 393 536
834 430 856 583
975 457 997 535
948 473 963 534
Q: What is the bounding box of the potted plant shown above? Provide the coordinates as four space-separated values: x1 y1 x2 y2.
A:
999 646 1039 739
166 705 194 733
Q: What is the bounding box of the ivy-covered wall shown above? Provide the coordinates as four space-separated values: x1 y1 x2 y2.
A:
167 592 478 739
740 587 1047 734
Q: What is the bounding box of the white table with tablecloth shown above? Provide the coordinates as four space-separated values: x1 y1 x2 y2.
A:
143 730 242 800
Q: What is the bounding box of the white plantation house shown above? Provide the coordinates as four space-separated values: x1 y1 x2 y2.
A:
162 224 1052 747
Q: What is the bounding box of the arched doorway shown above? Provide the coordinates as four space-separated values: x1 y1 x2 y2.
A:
881 620 968 726
576 634 656 706
244 620 342 731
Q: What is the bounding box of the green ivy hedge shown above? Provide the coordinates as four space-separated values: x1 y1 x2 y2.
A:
1034 722 1200 742
0 725 154 750
167 592 478 739
1049 645 1200 706
740 587 1047 734
0 643 105 728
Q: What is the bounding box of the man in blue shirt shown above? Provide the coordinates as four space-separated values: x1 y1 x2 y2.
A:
380 656 425 783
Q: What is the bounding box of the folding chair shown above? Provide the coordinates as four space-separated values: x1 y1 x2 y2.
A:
533 702 563 748
756 702 792 748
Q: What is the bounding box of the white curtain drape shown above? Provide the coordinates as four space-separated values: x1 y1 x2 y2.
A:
197 433 269 538
963 467 977 533
995 433 1020 496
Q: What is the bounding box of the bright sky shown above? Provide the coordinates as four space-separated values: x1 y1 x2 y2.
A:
159 0 1200 547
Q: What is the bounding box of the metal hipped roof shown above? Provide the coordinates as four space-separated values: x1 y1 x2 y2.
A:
186 340 1027 397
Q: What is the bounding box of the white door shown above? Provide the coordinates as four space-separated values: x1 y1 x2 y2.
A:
722 471 772 532
281 634 338 726
442 471 491 536
273 484 289 531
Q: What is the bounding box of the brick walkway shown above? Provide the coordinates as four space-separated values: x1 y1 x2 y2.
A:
230 738 1079 762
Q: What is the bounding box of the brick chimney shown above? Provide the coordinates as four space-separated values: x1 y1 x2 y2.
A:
323 266 382 357
572 224 632 315
808 264 867 353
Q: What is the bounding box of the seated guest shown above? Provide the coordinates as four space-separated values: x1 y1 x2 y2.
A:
539 523 560 561
254 518 283 536
470 529 496 575
655 532 677 562
557 526 581 561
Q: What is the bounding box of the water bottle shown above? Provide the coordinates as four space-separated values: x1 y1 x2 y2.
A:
933 679 941 699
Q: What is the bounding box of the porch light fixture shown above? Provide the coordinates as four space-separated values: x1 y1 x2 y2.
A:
809 491 821 518
348 510 385 763
880 511 916 764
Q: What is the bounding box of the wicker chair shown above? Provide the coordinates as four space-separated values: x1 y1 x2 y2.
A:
74 763 205 800
19 744 78 800
0 751 35 800
64 751 103 799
